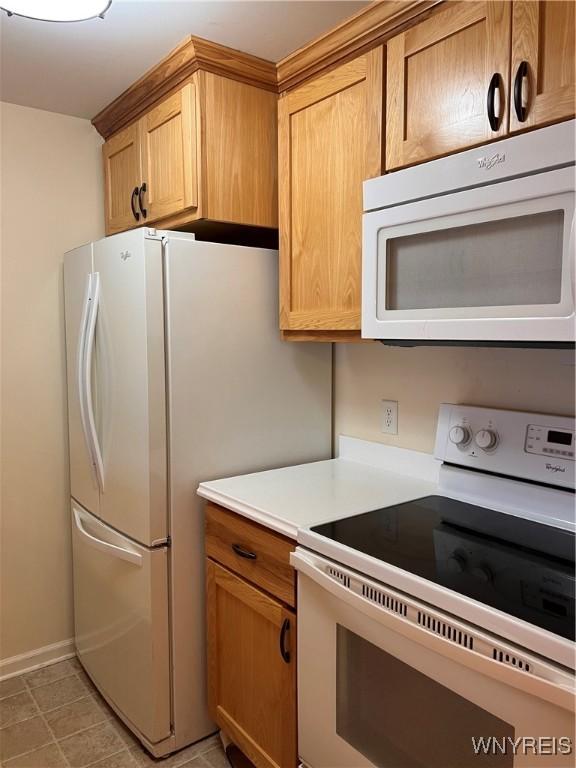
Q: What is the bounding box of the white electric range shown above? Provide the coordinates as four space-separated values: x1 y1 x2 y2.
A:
293 404 575 768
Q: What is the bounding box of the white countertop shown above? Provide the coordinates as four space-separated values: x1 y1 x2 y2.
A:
197 436 439 538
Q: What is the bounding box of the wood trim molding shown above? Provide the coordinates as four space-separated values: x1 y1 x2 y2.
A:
92 35 277 138
280 330 370 343
0 638 75 681
276 0 443 92
93 2 444 139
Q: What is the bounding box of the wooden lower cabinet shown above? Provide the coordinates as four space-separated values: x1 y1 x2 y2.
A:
206 559 297 768
206 503 295 606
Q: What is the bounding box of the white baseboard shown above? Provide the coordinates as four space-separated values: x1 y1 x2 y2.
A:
0 638 76 681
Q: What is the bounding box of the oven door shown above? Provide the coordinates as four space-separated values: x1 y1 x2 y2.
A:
293 549 575 768
362 167 575 342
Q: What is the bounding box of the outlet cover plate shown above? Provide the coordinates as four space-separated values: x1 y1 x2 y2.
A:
381 400 398 435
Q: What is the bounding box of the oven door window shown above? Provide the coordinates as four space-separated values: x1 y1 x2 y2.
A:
336 625 514 767
384 210 563 312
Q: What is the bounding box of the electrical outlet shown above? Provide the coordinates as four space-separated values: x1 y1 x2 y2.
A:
381 400 398 435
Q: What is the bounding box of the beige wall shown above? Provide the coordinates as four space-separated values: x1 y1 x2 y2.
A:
334 343 575 454
1 102 104 663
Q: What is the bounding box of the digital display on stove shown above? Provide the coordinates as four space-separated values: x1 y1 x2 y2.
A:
548 429 572 446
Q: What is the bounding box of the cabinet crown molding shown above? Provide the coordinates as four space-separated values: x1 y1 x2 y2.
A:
276 0 442 92
93 2 444 138
92 34 277 138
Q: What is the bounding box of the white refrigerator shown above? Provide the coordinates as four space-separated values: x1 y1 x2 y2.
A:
63 229 331 757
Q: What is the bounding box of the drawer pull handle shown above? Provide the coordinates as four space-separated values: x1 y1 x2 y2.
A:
280 618 291 663
232 543 257 560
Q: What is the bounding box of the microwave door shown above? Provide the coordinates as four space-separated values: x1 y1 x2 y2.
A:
362 167 575 342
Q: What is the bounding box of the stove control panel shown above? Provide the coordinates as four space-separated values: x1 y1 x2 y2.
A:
525 424 575 459
435 404 575 489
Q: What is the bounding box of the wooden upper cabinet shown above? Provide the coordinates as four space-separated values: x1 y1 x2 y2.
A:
96 36 278 236
103 123 141 235
202 73 278 230
510 0 575 132
206 559 297 768
278 48 383 335
139 83 198 223
386 1 511 170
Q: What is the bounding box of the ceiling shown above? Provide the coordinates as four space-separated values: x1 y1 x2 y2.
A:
0 0 368 120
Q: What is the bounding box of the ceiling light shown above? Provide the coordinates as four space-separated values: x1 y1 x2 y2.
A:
1 1 111 22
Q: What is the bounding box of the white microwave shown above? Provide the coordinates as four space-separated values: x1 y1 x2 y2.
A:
362 121 575 346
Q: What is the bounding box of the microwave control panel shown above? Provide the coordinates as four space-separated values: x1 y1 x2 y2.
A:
525 424 575 460
435 404 575 489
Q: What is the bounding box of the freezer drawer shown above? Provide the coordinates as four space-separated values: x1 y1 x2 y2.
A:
71 502 171 744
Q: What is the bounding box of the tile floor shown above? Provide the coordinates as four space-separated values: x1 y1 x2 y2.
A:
0 658 230 768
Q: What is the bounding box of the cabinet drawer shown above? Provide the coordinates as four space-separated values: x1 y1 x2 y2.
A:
205 503 295 607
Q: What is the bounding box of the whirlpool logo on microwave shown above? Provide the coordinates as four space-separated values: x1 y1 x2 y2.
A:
477 152 506 170
545 462 566 474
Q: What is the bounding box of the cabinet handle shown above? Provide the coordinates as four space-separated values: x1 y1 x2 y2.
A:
280 618 291 663
130 187 140 221
514 60 529 123
486 73 502 131
231 543 257 560
138 183 148 218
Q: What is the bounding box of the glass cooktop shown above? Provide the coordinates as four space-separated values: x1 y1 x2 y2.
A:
311 495 575 641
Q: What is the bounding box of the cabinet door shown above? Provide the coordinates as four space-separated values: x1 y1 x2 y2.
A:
386 1 511 170
510 1 575 132
103 123 141 235
139 83 198 223
206 560 297 768
278 49 383 333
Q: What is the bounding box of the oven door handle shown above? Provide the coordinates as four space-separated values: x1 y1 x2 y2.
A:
292 549 574 712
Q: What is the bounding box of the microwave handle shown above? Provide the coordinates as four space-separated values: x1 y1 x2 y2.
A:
292 549 574 712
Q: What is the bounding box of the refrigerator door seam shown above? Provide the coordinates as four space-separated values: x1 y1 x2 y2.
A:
161 235 175 732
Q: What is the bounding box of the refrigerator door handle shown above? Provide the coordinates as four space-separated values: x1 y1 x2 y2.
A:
73 507 142 566
83 271 105 492
77 274 95 473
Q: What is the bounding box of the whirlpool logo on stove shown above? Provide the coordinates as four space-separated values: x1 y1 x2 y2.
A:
545 462 566 474
477 152 506 170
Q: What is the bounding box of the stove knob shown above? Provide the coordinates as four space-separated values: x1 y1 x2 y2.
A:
447 553 467 573
471 564 493 584
475 428 498 451
449 425 471 446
